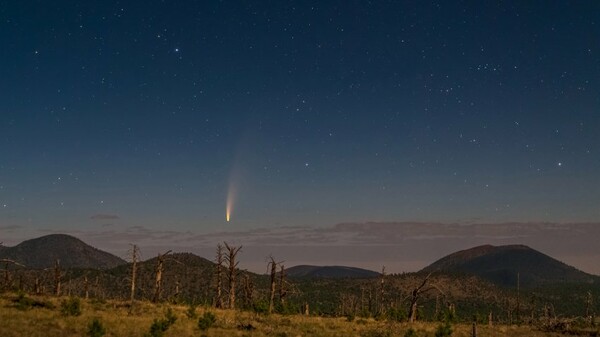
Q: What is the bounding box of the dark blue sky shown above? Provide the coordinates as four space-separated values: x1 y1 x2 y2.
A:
1 1 600 236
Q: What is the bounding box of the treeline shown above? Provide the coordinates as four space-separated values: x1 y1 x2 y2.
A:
1 243 599 326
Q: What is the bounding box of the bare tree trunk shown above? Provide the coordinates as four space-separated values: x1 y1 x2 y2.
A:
268 257 277 314
360 286 365 314
279 264 286 307
214 244 224 308
174 278 180 299
84 275 89 299
54 259 61 297
242 273 254 307
152 250 171 303
409 273 432 323
130 244 138 305
34 277 41 295
224 242 241 309
516 272 520 323
3 262 10 289
472 321 477 337
488 312 493 327
379 266 386 315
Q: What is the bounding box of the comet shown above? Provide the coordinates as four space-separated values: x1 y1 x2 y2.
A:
226 178 236 222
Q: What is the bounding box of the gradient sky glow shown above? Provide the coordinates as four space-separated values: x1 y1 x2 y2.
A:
1 2 600 272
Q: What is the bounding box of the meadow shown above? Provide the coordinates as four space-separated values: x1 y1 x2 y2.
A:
0 292 582 337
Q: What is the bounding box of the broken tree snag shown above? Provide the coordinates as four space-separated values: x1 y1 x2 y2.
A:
268 256 277 314
224 242 242 309
214 243 224 308
54 259 61 297
409 272 432 323
242 272 254 307
152 250 172 303
130 244 138 306
84 275 89 299
0 260 25 291
379 266 386 315
279 264 286 306
34 277 41 295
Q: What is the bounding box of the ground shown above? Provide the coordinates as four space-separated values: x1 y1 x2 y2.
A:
0 293 580 337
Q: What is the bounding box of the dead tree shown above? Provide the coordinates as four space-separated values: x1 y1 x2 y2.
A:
268 256 277 314
279 264 287 306
130 244 139 305
586 291 593 324
242 272 254 308
224 242 242 309
516 272 520 323
214 243 225 308
54 259 61 296
379 266 386 315
152 250 172 303
83 275 89 299
0 259 24 290
409 272 432 323
34 277 41 295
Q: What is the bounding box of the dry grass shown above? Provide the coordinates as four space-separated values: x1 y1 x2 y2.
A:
0 293 578 336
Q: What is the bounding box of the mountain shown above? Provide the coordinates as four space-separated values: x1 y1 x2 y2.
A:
0 234 126 269
286 265 380 278
421 244 597 287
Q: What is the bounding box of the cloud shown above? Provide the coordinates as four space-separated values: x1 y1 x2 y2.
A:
32 222 600 275
90 214 120 220
0 225 22 232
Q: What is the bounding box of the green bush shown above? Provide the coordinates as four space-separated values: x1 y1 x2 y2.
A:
185 304 197 319
60 297 82 316
403 328 418 337
144 308 177 337
12 293 54 310
387 307 407 322
87 318 106 337
434 321 453 337
252 300 269 314
198 311 217 331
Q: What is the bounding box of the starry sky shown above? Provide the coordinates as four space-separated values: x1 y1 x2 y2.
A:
1 1 600 271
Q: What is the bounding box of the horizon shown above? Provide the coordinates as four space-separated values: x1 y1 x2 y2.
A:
3 221 600 276
1 2 599 275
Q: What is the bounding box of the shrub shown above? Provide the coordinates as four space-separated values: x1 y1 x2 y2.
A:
144 308 177 337
403 328 417 337
13 293 54 310
185 304 197 319
198 311 217 331
60 297 82 316
387 307 407 322
87 318 106 337
434 322 453 337
252 300 269 314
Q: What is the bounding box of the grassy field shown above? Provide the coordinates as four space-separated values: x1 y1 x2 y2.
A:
0 293 583 337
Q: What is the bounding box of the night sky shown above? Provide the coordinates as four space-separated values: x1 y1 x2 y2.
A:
1 2 600 271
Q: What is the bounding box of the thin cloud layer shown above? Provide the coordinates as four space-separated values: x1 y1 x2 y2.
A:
90 214 120 220
19 221 599 275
